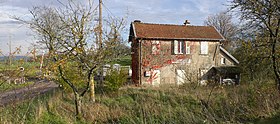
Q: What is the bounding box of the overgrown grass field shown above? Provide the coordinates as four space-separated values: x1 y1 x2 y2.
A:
0 61 41 92
1 80 280 123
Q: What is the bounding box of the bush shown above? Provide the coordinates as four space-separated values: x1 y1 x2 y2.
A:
104 70 127 93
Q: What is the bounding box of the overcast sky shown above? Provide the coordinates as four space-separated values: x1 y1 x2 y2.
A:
0 0 229 56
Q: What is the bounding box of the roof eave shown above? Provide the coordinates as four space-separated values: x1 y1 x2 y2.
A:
220 46 239 64
213 66 241 74
132 22 137 38
128 22 138 42
212 26 226 41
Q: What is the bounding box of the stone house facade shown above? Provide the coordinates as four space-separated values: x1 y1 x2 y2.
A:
129 20 239 86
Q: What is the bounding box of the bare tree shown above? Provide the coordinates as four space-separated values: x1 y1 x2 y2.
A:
204 11 238 49
16 0 125 118
230 0 280 90
173 65 199 85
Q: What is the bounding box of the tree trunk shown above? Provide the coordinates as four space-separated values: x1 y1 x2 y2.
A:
74 93 82 119
90 78 95 102
278 80 280 93
271 38 280 92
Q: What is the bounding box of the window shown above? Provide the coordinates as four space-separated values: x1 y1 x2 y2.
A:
221 57 226 64
186 41 190 54
152 41 160 55
200 42 208 55
199 68 208 77
174 40 185 54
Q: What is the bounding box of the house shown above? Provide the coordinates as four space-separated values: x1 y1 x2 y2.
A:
129 20 240 86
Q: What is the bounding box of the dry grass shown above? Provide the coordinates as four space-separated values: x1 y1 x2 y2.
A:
1 80 280 123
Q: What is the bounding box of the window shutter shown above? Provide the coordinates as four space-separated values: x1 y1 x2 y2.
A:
182 41 186 54
152 41 160 55
174 40 178 54
200 42 208 54
171 41 174 54
186 41 190 54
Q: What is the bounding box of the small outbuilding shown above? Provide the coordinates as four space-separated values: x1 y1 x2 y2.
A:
202 66 241 85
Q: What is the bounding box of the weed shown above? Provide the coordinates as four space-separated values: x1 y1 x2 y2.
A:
2 80 280 123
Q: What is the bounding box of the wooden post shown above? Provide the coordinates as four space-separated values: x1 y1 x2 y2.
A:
99 0 102 47
90 78 95 102
40 50 45 71
99 0 104 85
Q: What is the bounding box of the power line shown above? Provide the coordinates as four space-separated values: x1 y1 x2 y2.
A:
102 2 117 19
101 0 122 20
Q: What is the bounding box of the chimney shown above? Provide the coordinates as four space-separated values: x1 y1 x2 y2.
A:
134 20 141 23
184 20 190 25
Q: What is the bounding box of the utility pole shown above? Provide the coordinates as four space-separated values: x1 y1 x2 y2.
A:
90 0 103 102
99 0 102 48
99 0 104 85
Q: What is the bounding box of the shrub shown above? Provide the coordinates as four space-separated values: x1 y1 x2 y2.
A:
104 70 127 93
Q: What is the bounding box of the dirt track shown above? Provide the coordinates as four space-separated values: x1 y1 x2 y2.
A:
0 80 59 106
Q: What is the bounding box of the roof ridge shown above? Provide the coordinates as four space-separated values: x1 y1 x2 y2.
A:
133 22 211 27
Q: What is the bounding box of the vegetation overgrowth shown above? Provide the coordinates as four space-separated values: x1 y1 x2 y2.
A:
0 81 34 93
0 61 42 91
1 79 280 123
0 0 278 123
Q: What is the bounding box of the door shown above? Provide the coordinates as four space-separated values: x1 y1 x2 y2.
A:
152 70 160 86
177 69 186 85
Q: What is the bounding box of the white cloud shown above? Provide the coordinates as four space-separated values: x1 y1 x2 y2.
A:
104 0 228 25
0 5 32 56
2 0 65 8
0 23 33 56
0 0 229 56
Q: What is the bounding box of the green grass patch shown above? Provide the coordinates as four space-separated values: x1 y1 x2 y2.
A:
0 61 42 78
254 114 280 124
38 112 67 124
0 89 62 123
0 81 34 92
109 55 131 66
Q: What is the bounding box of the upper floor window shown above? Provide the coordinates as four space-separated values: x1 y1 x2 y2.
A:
200 42 208 55
174 40 184 54
152 41 160 55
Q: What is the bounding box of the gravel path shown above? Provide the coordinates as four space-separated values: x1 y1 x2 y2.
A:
0 80 59 106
